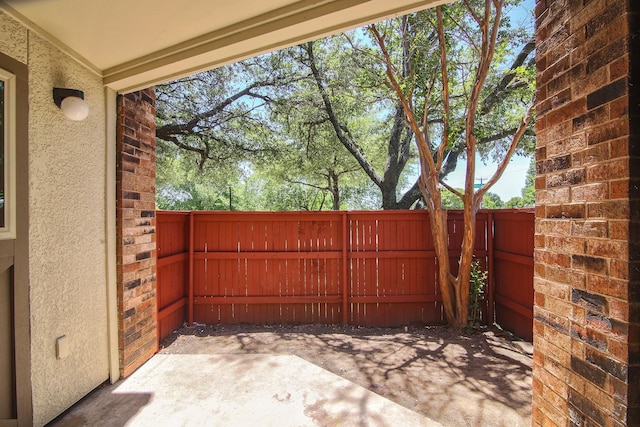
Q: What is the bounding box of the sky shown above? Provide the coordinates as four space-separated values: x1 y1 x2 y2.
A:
443 153 532 201
442 0 535 202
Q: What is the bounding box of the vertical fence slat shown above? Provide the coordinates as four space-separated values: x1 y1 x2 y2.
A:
342 212 348 324
488 211 495 326
188 212 194 326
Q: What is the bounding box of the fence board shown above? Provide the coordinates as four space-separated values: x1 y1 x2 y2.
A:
492 209 534 341
156 212 189 344
157 209 534 341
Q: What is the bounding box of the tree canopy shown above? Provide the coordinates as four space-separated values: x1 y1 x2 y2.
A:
155 0 535 211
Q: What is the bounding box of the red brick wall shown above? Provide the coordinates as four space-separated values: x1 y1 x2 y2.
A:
116 89 158 377
534 0 639 425
627 0 640 423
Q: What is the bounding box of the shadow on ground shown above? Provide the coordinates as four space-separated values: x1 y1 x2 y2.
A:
160 324 532 427
49 391 152 427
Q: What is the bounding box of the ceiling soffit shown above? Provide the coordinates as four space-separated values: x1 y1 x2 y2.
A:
1 0 446 92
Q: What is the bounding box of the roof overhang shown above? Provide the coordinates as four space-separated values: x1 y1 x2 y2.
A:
1 0 448 92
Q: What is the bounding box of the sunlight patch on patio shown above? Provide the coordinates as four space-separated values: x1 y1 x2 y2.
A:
50 353 438 426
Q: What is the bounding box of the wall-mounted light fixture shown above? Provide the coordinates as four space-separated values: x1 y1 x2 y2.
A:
53 88 89 121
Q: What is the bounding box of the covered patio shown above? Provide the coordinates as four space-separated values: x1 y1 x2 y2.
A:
0 0 637 425
50 325 532 426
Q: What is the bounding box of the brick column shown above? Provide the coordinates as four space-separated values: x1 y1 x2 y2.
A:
629 4 640 424
116 89 158 377
534 0 639 426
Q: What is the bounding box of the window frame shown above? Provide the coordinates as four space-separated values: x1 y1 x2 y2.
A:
0 68 16 240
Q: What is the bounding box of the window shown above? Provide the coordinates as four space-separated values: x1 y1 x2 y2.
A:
0 68 16 239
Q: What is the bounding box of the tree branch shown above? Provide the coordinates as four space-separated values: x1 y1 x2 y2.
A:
475 100 534 203
480 39 535 115
370 24 439 180
463 0 503 203
156 78 283 140
440 180 464 199
397 179 423 209
304 41 384 188
435 7 450 173
286 178 330 192
478 127 534 145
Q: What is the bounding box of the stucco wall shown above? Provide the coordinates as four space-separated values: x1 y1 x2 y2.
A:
0 10 27 64
0 11 110 426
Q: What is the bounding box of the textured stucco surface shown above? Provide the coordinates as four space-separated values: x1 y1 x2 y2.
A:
0 11 27 64
0 13 110 426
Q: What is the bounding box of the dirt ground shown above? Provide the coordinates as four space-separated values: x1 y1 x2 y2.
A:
160 324 532 427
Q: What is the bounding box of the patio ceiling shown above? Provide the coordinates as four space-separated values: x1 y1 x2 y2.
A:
1 0 448 92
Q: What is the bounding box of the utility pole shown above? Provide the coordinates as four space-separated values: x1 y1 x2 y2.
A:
475 178 485 209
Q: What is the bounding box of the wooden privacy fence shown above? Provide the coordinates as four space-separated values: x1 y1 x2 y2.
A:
156 209 534 342
492 210 535 341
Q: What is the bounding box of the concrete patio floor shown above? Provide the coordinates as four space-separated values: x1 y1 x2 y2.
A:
49 353 439 426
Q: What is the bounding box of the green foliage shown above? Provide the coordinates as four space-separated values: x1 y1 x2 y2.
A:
240 175 332 211
504 158 535 208
441 189 504 210
468 260 488 329
441 189 464 210
374 1 536 168
155 153 233 210
284 36 418 209
156 181 228 211
482 192 505 209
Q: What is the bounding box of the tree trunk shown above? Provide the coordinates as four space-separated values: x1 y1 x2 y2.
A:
430 205 457 327
453 202 478 326
380 184 397 209
329 170 340 210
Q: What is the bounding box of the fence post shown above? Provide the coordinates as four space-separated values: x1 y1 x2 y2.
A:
188 211 194 326
487 211 494 327
342 211 348 325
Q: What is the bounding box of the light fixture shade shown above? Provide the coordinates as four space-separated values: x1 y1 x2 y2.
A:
53 87 89 121
60 96 89 121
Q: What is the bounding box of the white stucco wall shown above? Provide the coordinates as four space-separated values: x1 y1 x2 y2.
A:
0 11 110 426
